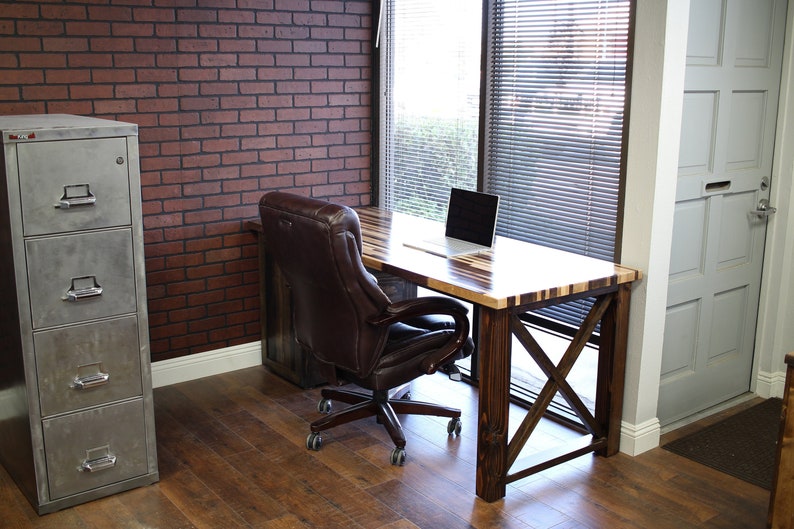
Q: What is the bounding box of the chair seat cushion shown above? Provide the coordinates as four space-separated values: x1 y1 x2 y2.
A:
347 322 471 390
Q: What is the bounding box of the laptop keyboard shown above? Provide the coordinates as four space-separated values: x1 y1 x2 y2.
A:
443 238 481 252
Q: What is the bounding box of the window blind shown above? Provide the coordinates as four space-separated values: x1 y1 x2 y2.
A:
379 0 483 220
485 0 630 259
483 0 631 327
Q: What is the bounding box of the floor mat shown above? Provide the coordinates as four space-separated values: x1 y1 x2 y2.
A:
662 398 782 490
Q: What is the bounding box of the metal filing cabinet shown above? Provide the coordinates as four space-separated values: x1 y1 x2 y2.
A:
0 114 158 514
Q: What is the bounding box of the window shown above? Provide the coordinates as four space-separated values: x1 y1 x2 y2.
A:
485 0 630 260
378 0 631 329
377 0 483 220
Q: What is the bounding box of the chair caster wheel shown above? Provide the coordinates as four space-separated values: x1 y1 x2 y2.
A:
390 447 406 466
317 398 332 414
447 417 462 436
306 432 323 451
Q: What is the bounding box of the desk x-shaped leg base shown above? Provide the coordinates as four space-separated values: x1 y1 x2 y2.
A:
476 285 631 502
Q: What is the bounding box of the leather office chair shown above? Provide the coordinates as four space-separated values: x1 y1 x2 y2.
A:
258 191 474 465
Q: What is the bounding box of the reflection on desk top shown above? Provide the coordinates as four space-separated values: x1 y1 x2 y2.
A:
356 207 642 310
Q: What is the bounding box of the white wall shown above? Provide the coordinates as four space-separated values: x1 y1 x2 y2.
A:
619 0 690 455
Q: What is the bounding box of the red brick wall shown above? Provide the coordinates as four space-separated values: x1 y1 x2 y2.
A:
0 0 374 362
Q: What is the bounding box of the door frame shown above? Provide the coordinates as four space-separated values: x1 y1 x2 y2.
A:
618 0 794 456
754 0 794 400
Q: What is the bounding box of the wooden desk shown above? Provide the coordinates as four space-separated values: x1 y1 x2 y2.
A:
355 207 642 502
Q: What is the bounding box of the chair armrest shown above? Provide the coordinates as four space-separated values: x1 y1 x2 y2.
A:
368 297 472 374
368 296 468 326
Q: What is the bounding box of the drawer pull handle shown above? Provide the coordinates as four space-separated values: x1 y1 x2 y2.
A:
54 183 96 209
65 276 103 302
80 446 116 473
72 363 110 390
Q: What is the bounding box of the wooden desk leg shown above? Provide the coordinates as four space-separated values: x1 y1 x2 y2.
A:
476 306 512 502
596 283 631 456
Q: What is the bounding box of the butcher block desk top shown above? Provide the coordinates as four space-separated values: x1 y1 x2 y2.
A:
355 207 641 310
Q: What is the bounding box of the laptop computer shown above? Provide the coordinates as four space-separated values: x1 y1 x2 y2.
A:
404 188 500 257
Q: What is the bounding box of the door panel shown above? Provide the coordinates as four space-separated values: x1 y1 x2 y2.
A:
710 286 748 364
669 200 707 280
717 193 756 268
659 0 786 425
678 91 717 177
661 300 700 376
727 91 767 170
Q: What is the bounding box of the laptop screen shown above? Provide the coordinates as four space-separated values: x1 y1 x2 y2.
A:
444 188 500 247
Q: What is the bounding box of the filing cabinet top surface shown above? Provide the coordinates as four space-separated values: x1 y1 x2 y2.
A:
0 114 137 142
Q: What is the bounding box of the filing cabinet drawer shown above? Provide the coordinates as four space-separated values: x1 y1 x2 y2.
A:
42 399 149 500
26 229 137 329
17 137 132 237
34 316 143 417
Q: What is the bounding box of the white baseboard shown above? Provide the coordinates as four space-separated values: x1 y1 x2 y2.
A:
756 369 787 399
619 417 661 456
617 371 787 455
151 341 263 388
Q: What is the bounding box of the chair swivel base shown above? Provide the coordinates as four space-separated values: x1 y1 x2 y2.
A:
305 387 462 465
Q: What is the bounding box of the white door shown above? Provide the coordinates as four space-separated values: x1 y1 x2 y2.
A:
659 0 786 425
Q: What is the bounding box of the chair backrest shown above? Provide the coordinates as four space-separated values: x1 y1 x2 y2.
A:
258 192 391 378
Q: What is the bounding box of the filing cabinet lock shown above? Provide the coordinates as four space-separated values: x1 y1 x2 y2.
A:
79 445 117 473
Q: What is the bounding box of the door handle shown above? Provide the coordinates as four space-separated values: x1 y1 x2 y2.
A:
750 199 777 219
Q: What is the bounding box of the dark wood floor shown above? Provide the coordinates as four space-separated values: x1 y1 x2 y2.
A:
1 366 770 528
